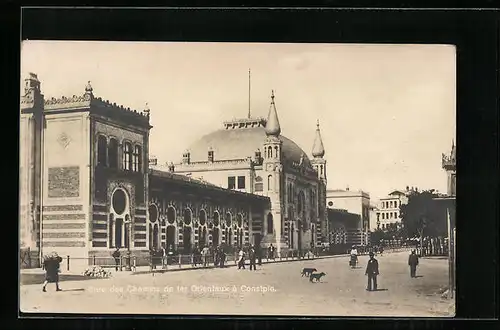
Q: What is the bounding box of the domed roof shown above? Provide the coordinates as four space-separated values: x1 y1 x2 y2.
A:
186 126 312 167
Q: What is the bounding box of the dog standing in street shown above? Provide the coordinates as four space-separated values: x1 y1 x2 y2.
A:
301 268 317 277
309 272 326 283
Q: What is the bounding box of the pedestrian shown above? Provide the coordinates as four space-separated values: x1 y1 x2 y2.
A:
112 248 121 271
201 245 210 267
192 244 200 267
149 248 156 270
257 245 262 266
237 247 246 269
249 245 257 271
42 252 63 292
219 245 226 268
160 244 166 268
408 249 419 278
214 246 220 267
365 251 379 291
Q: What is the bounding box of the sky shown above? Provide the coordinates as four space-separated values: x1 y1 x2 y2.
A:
20 41 456 201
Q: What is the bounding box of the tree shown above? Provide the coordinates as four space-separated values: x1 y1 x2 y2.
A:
399 189 446 240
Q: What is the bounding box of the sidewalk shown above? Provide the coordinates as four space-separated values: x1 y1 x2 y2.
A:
21 249 411 278
130 253 349 275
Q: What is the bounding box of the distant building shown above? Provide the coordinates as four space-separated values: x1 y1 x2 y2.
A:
327 208 368 247
375 189 409 230
326 188 370 232
368 204 379 231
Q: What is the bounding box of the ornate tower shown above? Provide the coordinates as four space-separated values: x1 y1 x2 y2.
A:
310 120 328 244
262 90 284 253
311 120 327 184
442 140 456 196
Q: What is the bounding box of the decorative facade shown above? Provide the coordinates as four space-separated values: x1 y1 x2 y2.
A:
154 90 329 256
19 73 270 266
375 189 409 230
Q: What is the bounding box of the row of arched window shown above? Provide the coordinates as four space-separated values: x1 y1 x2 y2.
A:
97 135 143 172
148 204 245 228
265 145 280 159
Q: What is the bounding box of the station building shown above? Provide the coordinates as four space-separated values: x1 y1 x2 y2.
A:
19 73 329 265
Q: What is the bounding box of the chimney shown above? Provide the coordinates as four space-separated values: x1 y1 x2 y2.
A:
148 156 158 166
208 147 214 162
168 162 175 172
182 150 190 164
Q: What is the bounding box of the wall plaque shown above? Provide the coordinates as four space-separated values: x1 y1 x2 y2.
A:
48 166 80 198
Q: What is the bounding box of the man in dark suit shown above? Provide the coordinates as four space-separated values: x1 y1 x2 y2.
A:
365 251 379 291
408 250 419 278
248 245 257 271
112 248 121 271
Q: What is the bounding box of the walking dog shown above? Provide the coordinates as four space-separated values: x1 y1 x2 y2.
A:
309 272 326 282
301 268 317 277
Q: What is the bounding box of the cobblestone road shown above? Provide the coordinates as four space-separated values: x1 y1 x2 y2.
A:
20 251 454 317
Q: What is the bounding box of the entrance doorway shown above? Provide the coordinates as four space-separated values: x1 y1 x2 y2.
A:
213 227 219 247
115 218 123 248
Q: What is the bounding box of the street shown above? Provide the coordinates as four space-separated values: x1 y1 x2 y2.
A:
20 251 454 317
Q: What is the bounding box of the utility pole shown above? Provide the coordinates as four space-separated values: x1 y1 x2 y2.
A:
447 208 454 299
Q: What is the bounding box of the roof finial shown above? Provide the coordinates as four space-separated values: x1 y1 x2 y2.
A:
265 89 281 136
143 102 150 117
312 119 325 158
85 81 93 94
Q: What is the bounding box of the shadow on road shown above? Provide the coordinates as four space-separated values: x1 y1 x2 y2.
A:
59 288 86 292
366 288 388 292
414 275 424 278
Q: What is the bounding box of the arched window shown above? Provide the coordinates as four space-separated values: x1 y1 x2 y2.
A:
274 146 279 158
199 210 206 226
213 212 220 227
108 138 118 169
267 175 272 191
97 135 107 166
123 142 133 171
167 206 176 224
267 146 272 158
267 213 273 234
133 145 142 172
184 209 192 225
254 176 263 192
320 165 324 175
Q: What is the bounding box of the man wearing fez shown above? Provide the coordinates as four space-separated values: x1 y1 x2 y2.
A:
365 251 380 291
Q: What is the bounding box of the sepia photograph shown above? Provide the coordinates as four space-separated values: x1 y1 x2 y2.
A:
19 41 456 317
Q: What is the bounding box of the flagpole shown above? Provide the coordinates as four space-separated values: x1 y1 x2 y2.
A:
248 68 251 119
